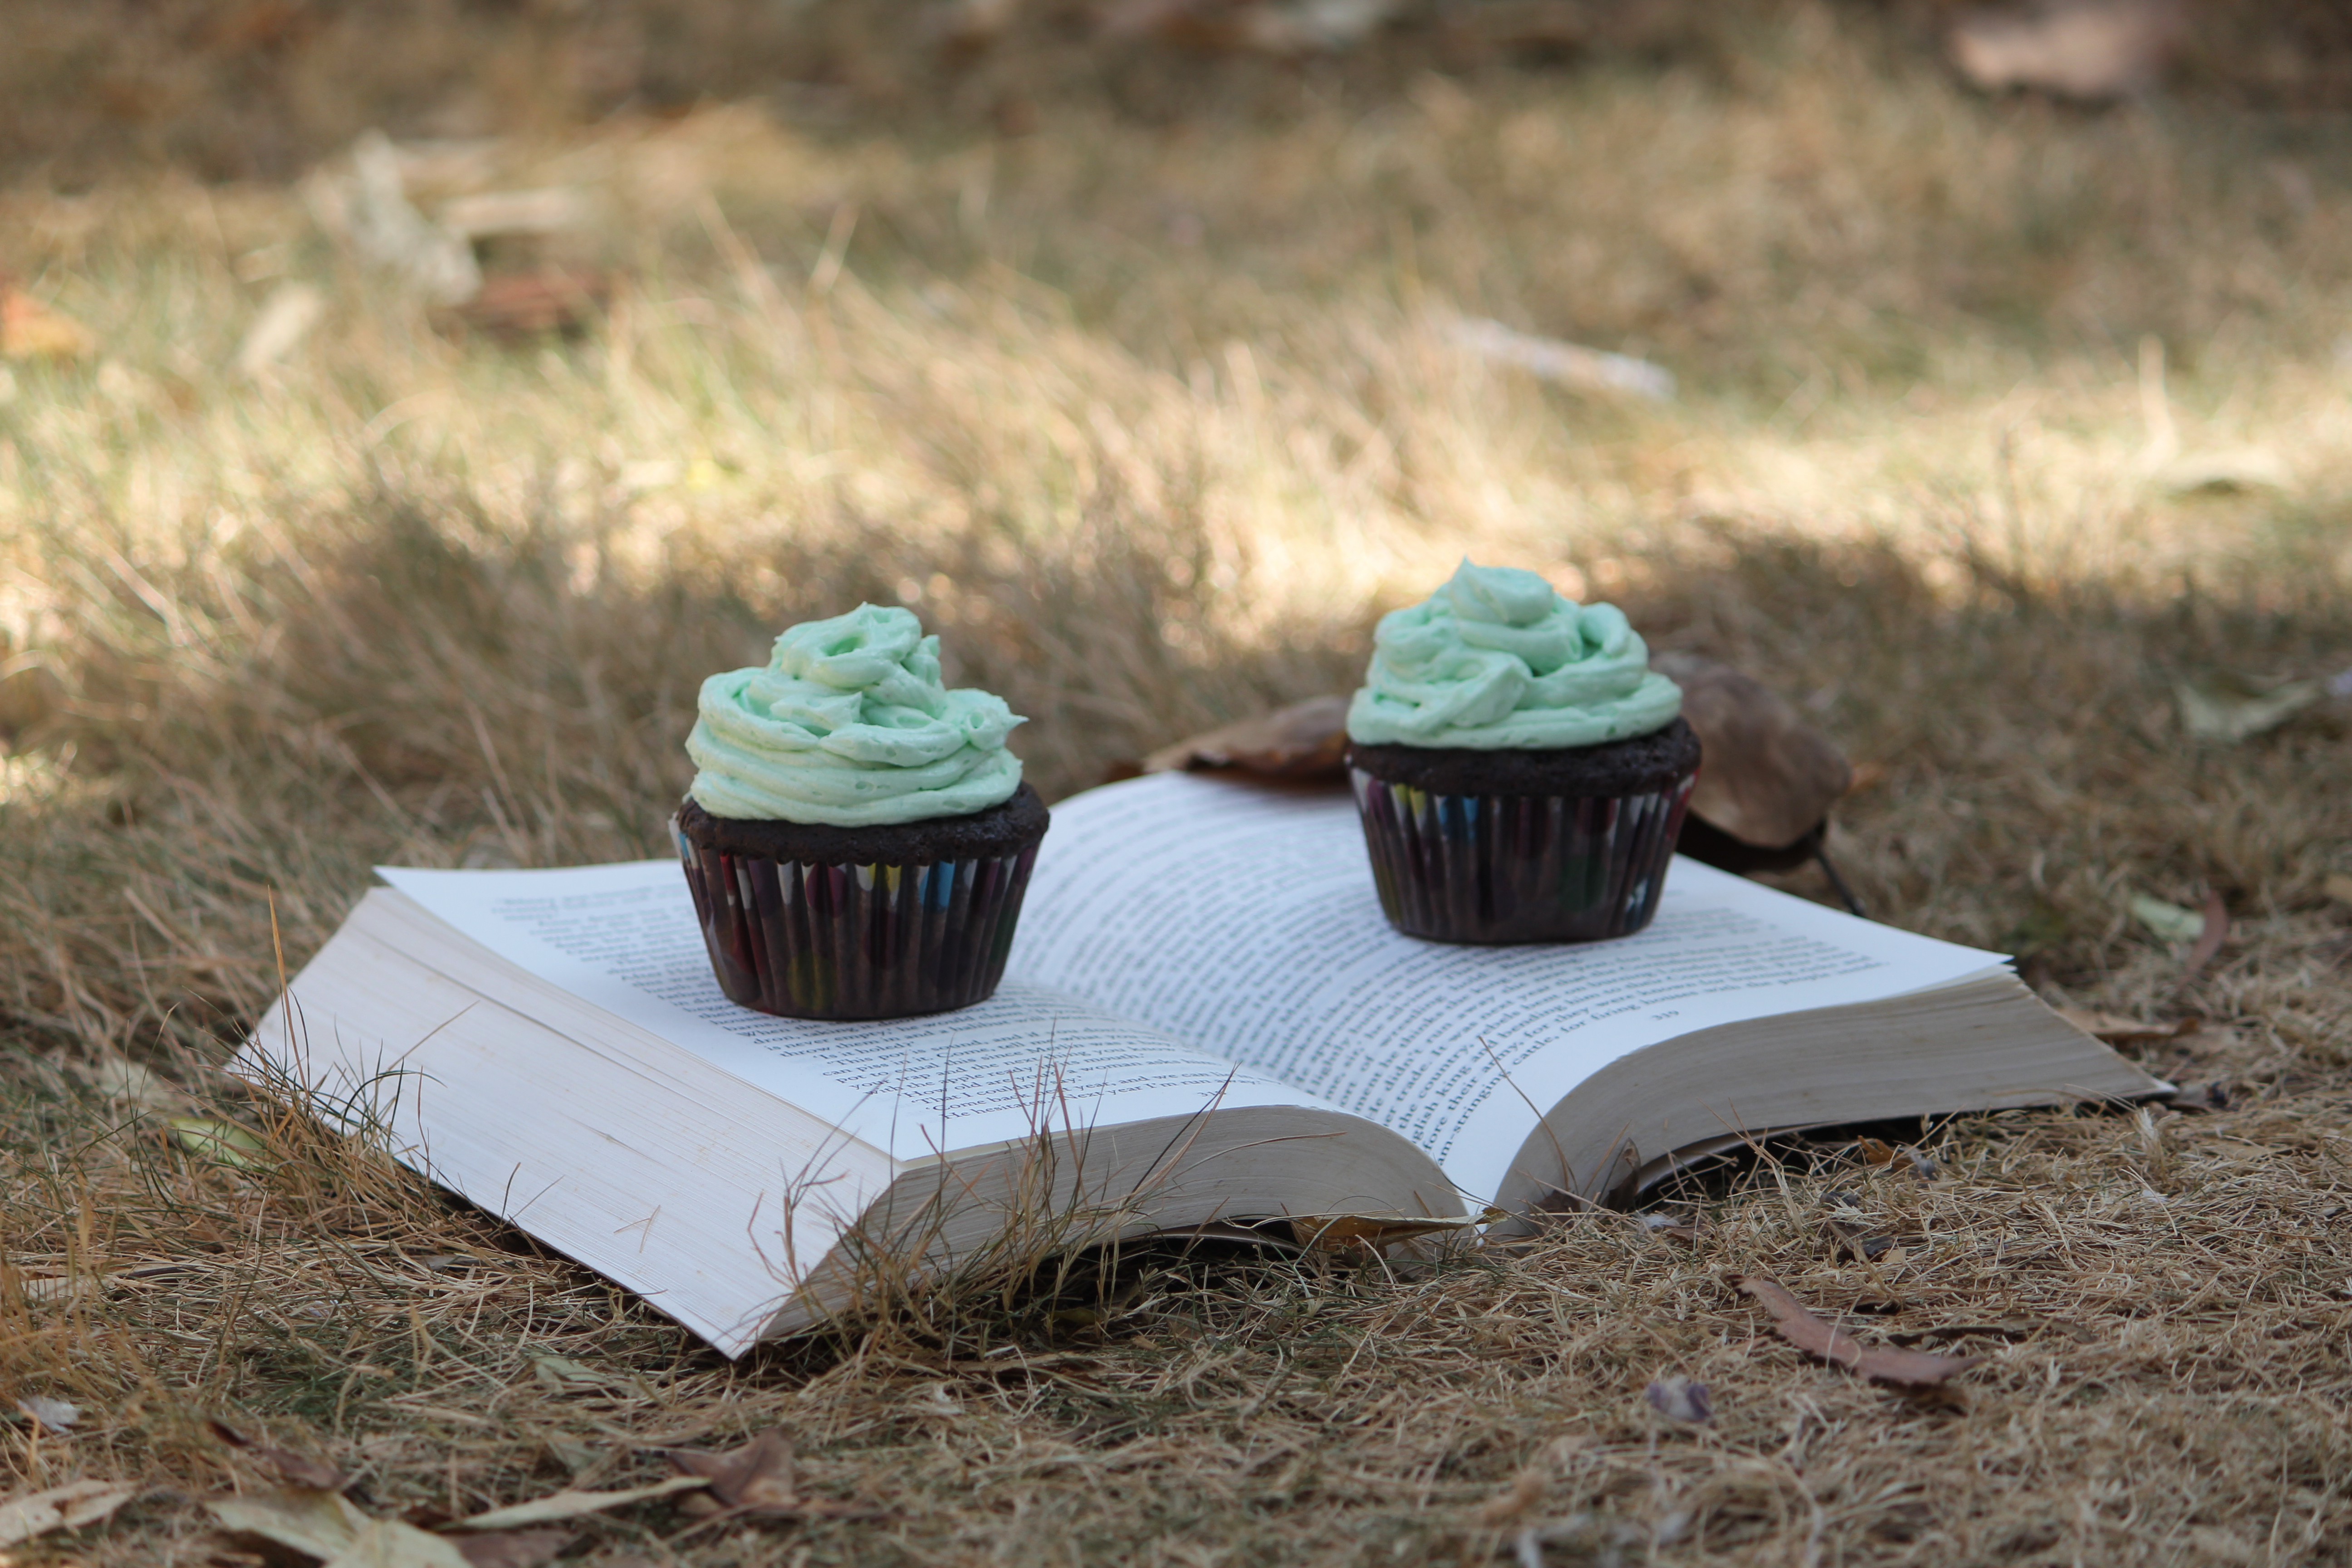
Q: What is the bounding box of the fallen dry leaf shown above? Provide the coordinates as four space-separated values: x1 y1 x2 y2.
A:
15 1396 78 1433
438 269 611 342
664 1428 879 1523
1141 695 1349 781
1097 0 1402 55
2166 1080 2230 1115
0 279 97 361
209 1418 350 1492
2324 873 2352 907
2175 671 2323 745
434 188 593 243
1644 1373 1713 1424
1947 0 2184 101
2183 890 2230 978
446 1476 710 1532
1825 1219 1906 1264
1854 1137 1896 1166
0 1480 138 1550
235 282 327 377
211 1489 475 1567
1472 1465 1547 1527
2056 1007 2202 1046
1733 1276 1979 1387
666 1429 799 1517
318 131 481 306
168 1116 273 1171
1446 315 1676 402
450 1526 575 1568
2129 893 2205 945
526 1354 614 1394
2156 447 2293 497
1648 652 1852 852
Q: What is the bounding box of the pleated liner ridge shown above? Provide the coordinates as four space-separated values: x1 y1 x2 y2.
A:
1349 769 1696 944
675 819 1042 1020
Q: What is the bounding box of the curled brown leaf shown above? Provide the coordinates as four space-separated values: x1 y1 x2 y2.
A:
664 1428 881 1523
207 1417 350 1492
2184 891 2229 979
1733 1276 1979 1387
453 1526 576 1568
1647 653 1851 851
1140 696 1350 781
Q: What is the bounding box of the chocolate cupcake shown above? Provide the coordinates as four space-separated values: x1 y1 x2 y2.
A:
1345 561 1697 944
673 605 1048 1019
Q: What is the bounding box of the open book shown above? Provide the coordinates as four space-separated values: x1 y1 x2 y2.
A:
249 772 2159 1356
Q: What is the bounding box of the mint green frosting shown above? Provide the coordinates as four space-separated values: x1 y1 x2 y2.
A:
1345 560 1681 750
686 605 1024 826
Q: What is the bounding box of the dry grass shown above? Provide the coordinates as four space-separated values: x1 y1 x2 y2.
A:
5 5 2352 1562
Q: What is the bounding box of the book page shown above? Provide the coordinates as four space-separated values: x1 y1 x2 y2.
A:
1007 773 2005 1205
377 861 1335 1163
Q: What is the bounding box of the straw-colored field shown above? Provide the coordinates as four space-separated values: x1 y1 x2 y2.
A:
5 5 2352 1563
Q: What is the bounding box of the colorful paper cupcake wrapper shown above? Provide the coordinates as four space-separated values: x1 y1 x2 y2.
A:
674 817 1040 1020
1349 769 1696 944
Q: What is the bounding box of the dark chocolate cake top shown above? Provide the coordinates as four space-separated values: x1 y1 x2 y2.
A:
676 782 1049 866
1348 717 1699 798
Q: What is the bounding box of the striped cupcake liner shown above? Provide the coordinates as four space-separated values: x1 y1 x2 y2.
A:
1349 769 1697 944
674 818 1041 1019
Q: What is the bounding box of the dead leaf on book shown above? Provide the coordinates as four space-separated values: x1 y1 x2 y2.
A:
1732 1276 1979 1387
2175 671 2323 744
446 1476 710 1532
0 1480 138 1549
1649 652 1851 853
208 1418 351 1492
2055 1007 2201 1046
663 1428 878 1522
1141 695 1349 782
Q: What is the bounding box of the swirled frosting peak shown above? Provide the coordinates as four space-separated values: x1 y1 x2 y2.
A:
686 604 1024 825
1345 560 1681 750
